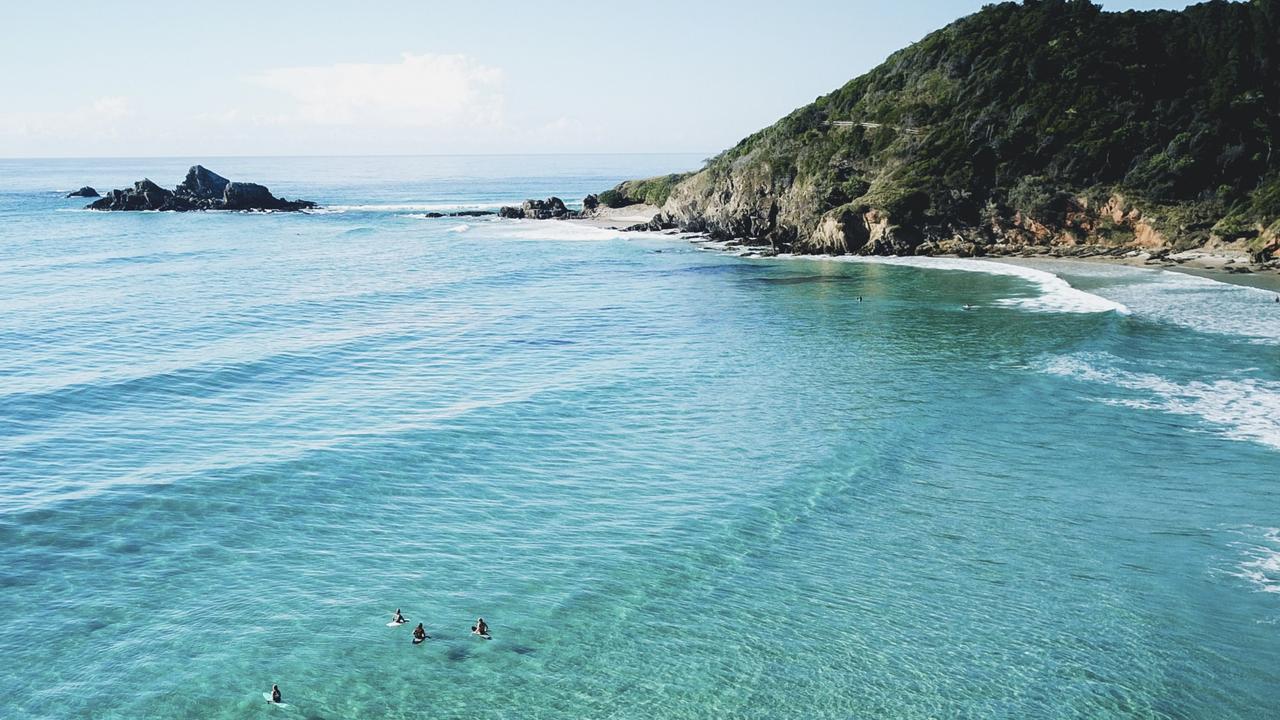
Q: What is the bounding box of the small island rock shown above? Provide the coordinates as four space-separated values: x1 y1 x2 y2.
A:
87 165 316 212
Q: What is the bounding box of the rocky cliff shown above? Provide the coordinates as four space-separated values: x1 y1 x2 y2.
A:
623 0 1280 265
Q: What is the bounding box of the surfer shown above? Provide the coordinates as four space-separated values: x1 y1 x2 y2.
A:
270 685 281 704
412 623 428 644
472 617 490 638
963 304 973 310
392 609 405 624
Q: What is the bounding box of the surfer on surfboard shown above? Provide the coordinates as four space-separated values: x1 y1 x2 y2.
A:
270 685 281 704
472 617 490 638
412 623 428 644
392 609 406 625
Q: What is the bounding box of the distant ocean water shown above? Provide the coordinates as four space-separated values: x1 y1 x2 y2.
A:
1 155 1277 719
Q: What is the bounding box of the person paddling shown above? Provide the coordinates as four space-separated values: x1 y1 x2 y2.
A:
270 685 282 704
472 617 490 638
392 609 406 625
412 623 428 644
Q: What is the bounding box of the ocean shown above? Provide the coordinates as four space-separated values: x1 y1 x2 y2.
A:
1 155 1277 719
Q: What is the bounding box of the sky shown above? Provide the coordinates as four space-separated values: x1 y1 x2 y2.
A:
0 0 1202 158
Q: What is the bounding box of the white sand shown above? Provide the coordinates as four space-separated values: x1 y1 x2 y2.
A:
571 203 660 229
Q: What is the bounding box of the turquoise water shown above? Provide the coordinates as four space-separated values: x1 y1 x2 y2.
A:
1 156 1278 719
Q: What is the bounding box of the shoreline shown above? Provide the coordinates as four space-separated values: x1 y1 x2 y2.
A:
995 254 1280 294
1036 250 1280 293
564 215 1280 295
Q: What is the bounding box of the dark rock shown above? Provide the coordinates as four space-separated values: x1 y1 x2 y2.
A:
582 194 599 212
523 197 569 219
87 165 316 212
622 215 678 232
88 179 189 211
450 210 495 217
176 165 230 200
66 186 99 198
136 179 172 205
222 182 275 210
498 197 572 220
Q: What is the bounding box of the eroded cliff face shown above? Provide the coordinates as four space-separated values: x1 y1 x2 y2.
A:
655 176 1280 266
658 162 803 246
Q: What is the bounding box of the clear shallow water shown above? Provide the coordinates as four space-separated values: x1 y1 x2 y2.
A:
1 156 1277 719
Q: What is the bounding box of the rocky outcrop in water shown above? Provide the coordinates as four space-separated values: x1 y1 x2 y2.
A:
419 210 496 218
66 186 99 198
87 166 316 212
498 197 572 220
175 165 229 200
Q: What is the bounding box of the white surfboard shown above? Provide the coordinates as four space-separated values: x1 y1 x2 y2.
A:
263 692 289 708
386 620 406 627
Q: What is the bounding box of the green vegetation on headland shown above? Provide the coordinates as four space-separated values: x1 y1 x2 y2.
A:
597 173 694 209
603 0 1280 261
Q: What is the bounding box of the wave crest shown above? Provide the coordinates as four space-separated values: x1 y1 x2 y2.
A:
1040 352 1280 450
775 255 1131 315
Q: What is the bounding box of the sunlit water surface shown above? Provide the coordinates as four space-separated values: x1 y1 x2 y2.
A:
1 156 1277 719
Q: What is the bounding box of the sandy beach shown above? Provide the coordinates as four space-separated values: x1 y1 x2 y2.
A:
573 203 662 229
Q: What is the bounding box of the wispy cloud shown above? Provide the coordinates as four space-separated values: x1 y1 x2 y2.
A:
0 96 133 139
249 53 504 128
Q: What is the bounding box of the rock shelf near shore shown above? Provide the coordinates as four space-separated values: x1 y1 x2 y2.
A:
498 197 574 220
87 166 316 212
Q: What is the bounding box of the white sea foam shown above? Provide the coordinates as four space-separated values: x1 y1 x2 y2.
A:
994 259 1280 345
324 202 508 213
1226 527 1280 594
1040 352 1280 450
775 254 1131 315
1103 269 1280 344
488 220 631 242
447 224 470 233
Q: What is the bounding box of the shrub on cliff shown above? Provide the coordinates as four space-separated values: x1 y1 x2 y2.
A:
600 173 695 208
